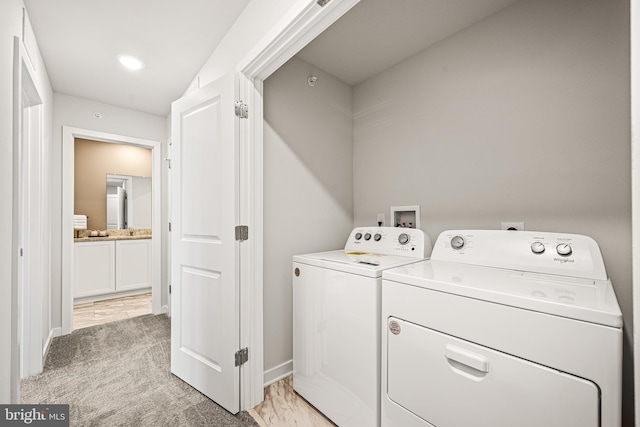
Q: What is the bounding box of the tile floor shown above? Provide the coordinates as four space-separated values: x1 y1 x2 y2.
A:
73 293 152 330
249 376 336 427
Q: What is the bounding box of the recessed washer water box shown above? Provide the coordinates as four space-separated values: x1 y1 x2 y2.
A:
390 205 420 229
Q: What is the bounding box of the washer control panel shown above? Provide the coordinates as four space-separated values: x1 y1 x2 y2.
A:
345 227 432 259
432 230 607 280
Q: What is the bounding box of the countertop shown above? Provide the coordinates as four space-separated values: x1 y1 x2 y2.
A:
74 235 152 242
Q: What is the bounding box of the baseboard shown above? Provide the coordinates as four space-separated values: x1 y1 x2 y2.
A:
74 288 151 305
42 327 61 362
263 359 293 387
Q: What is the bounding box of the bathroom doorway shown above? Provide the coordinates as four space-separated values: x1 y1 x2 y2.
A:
60 127 163 335
72 138 154 330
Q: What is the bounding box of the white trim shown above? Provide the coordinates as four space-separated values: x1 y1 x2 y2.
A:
237 72 265 411
632 1 640 424
238 0 360 80
235 0 360 410
21 98 44 379
11 36 21 403
263 360 293 387
13 35 47 385
162 136 171 318
105 173 134 229
42 327 61 363
61 127 162 335
73 288 152 306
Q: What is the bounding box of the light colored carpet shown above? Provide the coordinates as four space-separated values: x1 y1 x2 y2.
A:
21 314 259 427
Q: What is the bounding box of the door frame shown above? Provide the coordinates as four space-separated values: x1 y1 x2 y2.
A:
19 50 45 379
632 0 640 424
235 0 360 409
105 173 134 229
12 35 46 398
61 127 162 335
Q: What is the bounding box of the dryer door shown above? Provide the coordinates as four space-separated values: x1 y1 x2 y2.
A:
386 317 599 427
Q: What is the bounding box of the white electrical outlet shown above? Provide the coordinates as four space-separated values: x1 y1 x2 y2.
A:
377 213 385 227
502 221 524 231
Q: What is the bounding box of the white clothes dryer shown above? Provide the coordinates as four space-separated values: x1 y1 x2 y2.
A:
381 230 623 427
293 227 432 427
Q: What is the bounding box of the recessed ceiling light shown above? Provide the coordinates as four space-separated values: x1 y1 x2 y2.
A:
118 55 144 70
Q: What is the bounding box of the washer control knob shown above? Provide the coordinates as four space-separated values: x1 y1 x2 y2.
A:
450 236 465 250
398 233 410 245
556 243 572 256
364 233 372 241
374 233 382 241
355 233 363 240
531 242 545 254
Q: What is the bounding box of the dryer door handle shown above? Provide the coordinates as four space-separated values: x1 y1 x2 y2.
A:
445 345 489 373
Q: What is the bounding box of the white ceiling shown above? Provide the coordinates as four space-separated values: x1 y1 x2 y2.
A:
296 0 521 86
22 0 521 117
23 0 251 116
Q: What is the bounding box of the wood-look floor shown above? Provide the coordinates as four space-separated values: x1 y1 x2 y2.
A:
249 376 336 427
73 293 152 330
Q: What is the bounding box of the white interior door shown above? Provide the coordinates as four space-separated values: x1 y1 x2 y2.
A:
170 74 240 413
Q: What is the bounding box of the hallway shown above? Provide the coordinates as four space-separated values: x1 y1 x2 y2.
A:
21 314 258 426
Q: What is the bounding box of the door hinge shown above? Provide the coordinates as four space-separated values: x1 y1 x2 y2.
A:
169 284 172 294
317 0 331 6
235 225 249 241
165 158 171 169
19 248 23 257
234 101 248 119
235 347 249 367
169 222 172 232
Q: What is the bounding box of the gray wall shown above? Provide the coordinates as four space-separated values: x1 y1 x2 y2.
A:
352 0 632 423
263 57 354 380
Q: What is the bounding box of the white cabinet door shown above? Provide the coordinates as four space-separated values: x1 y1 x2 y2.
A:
115 240 151 291
74 241 116 298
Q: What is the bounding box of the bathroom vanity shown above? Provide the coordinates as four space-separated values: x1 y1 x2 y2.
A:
74 230 151 304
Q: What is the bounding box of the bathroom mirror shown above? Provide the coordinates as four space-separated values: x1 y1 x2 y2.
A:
106 173 152 229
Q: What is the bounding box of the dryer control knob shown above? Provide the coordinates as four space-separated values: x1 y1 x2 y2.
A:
556 243 572 256
531 242 545 254
398 233 410 245
450 236 465 250
364 233 372 241
355 232 363 240
374 233 382 241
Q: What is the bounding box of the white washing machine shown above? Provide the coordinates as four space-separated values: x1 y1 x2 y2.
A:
381 230 623 427
293 227 432 427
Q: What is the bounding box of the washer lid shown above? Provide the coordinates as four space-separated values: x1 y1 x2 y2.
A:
293 250 424 278
383 260 623 328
